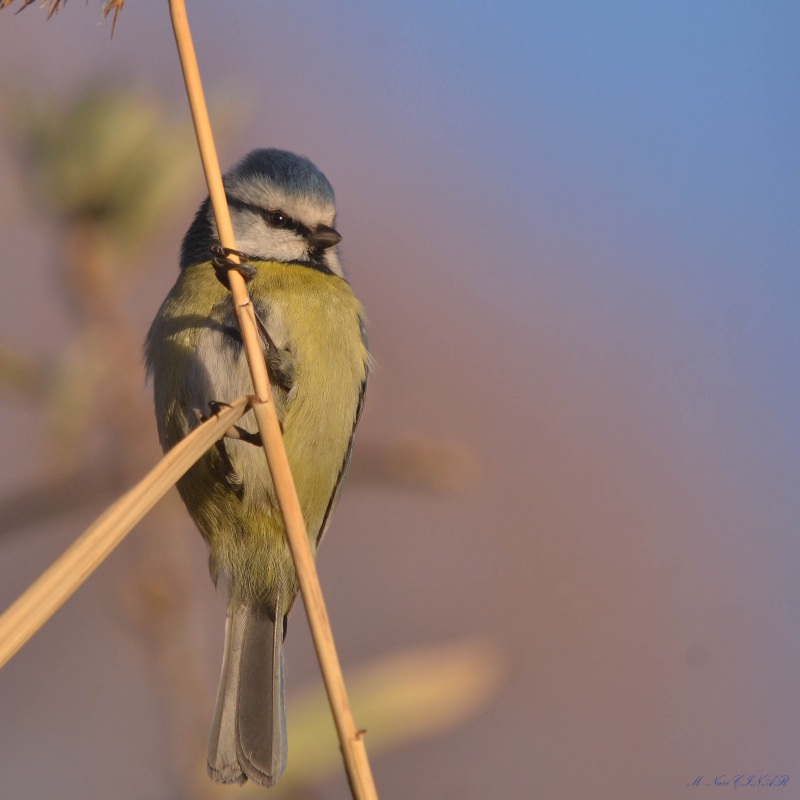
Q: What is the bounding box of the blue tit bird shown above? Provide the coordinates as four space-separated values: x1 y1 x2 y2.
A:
144 149 369 787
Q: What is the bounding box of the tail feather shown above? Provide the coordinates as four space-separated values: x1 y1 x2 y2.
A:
207 598 287 786
207 607 246 784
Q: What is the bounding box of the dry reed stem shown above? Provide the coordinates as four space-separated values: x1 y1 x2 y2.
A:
168 3 378 798
0 396 251 670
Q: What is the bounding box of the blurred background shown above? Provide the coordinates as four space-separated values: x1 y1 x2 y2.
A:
0 2 798 798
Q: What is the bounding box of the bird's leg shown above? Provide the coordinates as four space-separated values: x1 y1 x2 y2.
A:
205 249 293 432
205 401 263 447
221 423 263 447
208 246 286 385
192 402 262 448
189 405 246 490
211 245 258 288
252 313 293 392
244 304 295 400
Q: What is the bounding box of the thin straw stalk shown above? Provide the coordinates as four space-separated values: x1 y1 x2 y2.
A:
0 395 251 670
167 3 378 798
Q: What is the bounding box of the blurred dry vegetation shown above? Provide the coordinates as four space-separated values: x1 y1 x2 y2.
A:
0 76 498 798
0 0 124 34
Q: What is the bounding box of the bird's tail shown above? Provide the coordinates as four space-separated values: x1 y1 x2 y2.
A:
207 597 287 786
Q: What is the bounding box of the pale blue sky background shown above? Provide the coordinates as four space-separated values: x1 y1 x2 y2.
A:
218 1 800 476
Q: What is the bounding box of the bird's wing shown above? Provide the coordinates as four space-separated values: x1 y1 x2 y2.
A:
315 371 368 548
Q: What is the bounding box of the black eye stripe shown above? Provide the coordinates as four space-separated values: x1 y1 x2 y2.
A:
225 195 310 238
265 212 309 238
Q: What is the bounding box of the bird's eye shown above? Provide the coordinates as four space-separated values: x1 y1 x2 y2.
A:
266 210 289 228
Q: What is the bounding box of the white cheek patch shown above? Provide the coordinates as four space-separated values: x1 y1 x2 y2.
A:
230 217 308 264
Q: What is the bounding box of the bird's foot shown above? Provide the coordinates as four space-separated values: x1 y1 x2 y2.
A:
203 401 263 447
211 245 258 289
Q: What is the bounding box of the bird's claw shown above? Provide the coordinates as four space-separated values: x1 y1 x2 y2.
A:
211 245 258 288
194 401 263 448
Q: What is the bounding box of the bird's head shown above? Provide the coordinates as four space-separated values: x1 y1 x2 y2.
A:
181 148 343 277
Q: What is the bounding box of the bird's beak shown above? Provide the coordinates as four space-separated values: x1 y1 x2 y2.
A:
308 224 342 251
